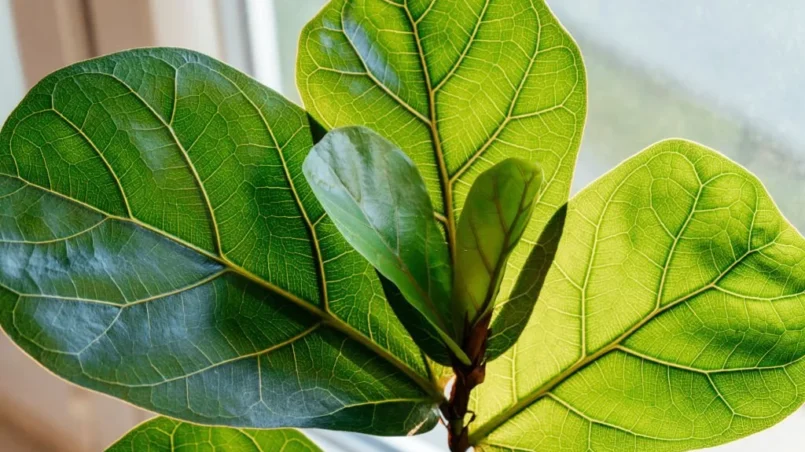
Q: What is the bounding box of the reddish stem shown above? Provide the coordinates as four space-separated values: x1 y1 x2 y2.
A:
441 315 491 452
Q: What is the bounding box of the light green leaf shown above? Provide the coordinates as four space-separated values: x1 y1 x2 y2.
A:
297 0 586 313
107 417 321 452
453 158 542 341
0 48 442 435
470 140 805 451
303 126 467 364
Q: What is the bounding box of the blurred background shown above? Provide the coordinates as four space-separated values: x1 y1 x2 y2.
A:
0 0 803 450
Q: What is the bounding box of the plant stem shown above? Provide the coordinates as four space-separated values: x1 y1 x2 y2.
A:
441 315 491 452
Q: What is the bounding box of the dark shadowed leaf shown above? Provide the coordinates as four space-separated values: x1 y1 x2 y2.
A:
378 271 451 366
452 158 542 339
486 204 566 360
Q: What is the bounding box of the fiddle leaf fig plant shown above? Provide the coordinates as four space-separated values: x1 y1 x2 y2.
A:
0 1 803 452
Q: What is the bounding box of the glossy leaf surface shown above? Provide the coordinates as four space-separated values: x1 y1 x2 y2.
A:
0 48 441 435
303 126 465 363
471 140 805 451
107 417 322 452
453 158 541 339
297 0 586 311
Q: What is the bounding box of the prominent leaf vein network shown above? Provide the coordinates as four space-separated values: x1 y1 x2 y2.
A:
0 48 441 434
298 0 587 298
471 140 805 451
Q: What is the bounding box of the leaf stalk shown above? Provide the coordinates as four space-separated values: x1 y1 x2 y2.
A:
441 313 491 452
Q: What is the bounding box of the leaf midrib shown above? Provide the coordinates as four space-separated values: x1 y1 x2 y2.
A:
399 3 457 262
338 1 490 261
207 61 333 313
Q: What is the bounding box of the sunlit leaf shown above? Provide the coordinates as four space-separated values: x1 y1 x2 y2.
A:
297 0 586 315
470 140 805 451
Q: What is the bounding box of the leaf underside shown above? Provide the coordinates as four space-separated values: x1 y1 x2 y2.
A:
0 48 440 435
471 140 805 451
106 417 321 452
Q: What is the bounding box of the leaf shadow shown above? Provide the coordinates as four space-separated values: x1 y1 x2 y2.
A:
486 204 567 359
307 113 328 144
377 270 452 366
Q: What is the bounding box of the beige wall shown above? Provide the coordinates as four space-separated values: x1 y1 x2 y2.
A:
0 0 23 123
11 0 223 88
1 1 234 450
0 335 149 451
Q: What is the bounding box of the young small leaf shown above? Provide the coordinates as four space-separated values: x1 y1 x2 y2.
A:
303 126 469 364
453 158 542 339
107 417 321 452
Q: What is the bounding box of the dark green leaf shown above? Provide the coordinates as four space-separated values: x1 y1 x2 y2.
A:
378 271 451 365
453 158 542 339
303 126 468 364
107 417 321 452
0 48 441 435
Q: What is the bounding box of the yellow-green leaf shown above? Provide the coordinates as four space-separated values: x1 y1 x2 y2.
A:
106 417 321 452
297 0 586 312
470 140 805 451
